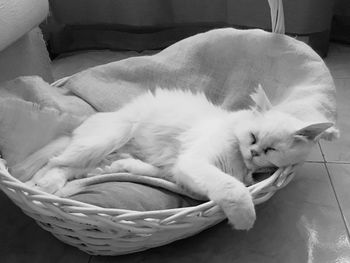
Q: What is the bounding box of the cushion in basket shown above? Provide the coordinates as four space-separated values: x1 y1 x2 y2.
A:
69 182 199 211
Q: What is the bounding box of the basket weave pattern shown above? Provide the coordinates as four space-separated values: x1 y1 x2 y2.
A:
0 158 295 255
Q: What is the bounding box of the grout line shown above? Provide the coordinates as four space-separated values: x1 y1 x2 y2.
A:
305 161 325 164
320 143 350 239
317 142 350 164
323 161 350 165
323 162 350 239
304 143 327 164
317 142 327 162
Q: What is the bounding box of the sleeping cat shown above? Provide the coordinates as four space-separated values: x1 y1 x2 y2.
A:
24 86 333 230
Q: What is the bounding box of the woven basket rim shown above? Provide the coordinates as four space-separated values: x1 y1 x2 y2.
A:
0 158 295 219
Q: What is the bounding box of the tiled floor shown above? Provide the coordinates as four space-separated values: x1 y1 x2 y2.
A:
2 43 350 263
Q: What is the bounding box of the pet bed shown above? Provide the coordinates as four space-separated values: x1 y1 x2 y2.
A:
0 0 338 255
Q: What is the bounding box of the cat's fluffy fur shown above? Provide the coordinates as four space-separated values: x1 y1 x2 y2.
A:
24 86 333 230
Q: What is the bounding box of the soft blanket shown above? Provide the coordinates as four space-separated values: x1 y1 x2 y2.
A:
0 28 338 210
62 28 338 138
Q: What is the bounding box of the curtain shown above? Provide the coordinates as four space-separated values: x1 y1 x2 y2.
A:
332 0 350 43
44 0 335 56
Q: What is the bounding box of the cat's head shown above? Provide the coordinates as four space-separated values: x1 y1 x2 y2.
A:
235 85 334 169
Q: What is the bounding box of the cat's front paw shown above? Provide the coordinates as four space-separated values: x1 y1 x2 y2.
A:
211 184 256 230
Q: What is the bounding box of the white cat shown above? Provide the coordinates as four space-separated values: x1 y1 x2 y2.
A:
25 86 333 230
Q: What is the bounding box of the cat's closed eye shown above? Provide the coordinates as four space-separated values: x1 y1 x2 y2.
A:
250 133 257 145
263 147 276 154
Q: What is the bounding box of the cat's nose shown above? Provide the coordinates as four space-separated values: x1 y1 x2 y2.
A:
251 149 260 157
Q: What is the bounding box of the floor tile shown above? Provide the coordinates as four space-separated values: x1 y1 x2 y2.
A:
90 163 350 263
325 52 350 79
0 191 90 263
327 44 340 57
320 78 350 162
326 163 350 229
329 43 350 56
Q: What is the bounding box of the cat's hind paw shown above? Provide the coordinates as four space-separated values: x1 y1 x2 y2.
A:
28 167 70 194
103 158 160 176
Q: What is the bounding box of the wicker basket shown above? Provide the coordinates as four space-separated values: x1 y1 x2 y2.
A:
0 0 297 256
0 159 295 255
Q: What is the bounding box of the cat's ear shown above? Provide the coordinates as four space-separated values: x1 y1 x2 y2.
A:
294 122 334 142
250 84 272 112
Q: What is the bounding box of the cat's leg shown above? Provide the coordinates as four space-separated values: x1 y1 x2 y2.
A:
95 158 160 177
27 165 79 194
51 112 134 168
33 112 134 193
173 155 255 230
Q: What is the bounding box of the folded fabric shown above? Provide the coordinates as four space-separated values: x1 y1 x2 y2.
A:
0 76 95 116
62 28 338 138
0 98 82 169
0 76 94 168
